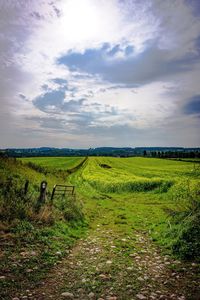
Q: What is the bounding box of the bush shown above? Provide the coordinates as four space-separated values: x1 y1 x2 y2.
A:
0 175 55 224
26 161 49 174
0 157 85 247
55 195 84 222
0 177 32 222
172 212 200 260
165 181 200 261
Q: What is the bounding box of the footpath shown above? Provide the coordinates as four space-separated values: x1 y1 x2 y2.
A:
26 212 199 300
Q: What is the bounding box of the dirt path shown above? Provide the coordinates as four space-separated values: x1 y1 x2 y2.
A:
20 222 199 300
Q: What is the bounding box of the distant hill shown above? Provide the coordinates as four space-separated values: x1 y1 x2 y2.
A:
0 146 200 158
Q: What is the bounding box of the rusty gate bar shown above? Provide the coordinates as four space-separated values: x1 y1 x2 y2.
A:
51 184 75 201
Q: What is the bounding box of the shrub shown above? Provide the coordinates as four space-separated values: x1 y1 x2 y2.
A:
0 156 85 251
165 181 200 261
0 177 32 222
55 195 84 222
26 161 49 174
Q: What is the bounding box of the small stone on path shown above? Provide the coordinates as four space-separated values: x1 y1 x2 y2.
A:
89 292 95 298
106 260 112 264
136 294 146 299
61 292 74 298
138 277 145 281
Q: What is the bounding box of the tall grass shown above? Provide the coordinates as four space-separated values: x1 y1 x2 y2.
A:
0 157 84 225
20 156 85 171
77 157 182 194
69 156 200 261
165 181 200 261
86 177 173 193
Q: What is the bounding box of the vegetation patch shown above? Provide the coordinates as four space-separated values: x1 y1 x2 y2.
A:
164 181 200 261
99 163 112 169
1 156 200 298
0 157 86 299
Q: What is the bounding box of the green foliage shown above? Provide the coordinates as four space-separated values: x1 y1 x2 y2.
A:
0 177 34 222
1 155 200 299
55 195 84 222
11 219 35 234
69 156 200 262
165 181 200 261
0 157 87 298
0 157 85 225
1 155 200 264
26 161 49 174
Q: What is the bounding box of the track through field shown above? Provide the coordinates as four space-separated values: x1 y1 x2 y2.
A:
28 195 199 300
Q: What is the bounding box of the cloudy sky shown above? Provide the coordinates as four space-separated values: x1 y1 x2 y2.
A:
0 0 200 148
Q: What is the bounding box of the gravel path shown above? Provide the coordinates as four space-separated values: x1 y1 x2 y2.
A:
22 224 199 300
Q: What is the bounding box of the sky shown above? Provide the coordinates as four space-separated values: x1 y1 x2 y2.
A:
0 0 200 148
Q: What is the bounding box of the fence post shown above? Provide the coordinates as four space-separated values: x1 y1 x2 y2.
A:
51 185 56 204
39 181 47 204
35 181 47 213
24 180 29 195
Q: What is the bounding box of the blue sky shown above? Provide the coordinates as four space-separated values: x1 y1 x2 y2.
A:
0 0 200 148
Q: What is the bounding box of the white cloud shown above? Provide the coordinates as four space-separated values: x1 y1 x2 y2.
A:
11 0 160 100
0 0 200 147
153 0 200 57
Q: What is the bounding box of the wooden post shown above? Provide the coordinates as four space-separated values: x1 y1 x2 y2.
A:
35 181 47 213
24 180 29 195
51 185 56 203
39 181 47 204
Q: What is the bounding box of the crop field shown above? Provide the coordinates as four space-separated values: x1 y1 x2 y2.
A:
20 156 85 171
68 156 200 256
69 156 198 194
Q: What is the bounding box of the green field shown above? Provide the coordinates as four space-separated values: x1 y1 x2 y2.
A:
1 156 200 299
67 156 200 262
69 156 198 227
2 156 199 246
20 156 85 171
73 157 196 194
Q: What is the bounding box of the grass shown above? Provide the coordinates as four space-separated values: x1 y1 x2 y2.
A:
19 156 85 171
2 156 198 254
0 220 87 299
69 156 197 195
68 157 200 259
1 156 199 298
0 157 86 299
1 157 65 191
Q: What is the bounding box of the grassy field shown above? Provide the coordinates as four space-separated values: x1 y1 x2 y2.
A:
76 157 196 192
19 156 85 171
1 156 200 299
0 157 86 299
2 156 199 254
68 156 200 258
